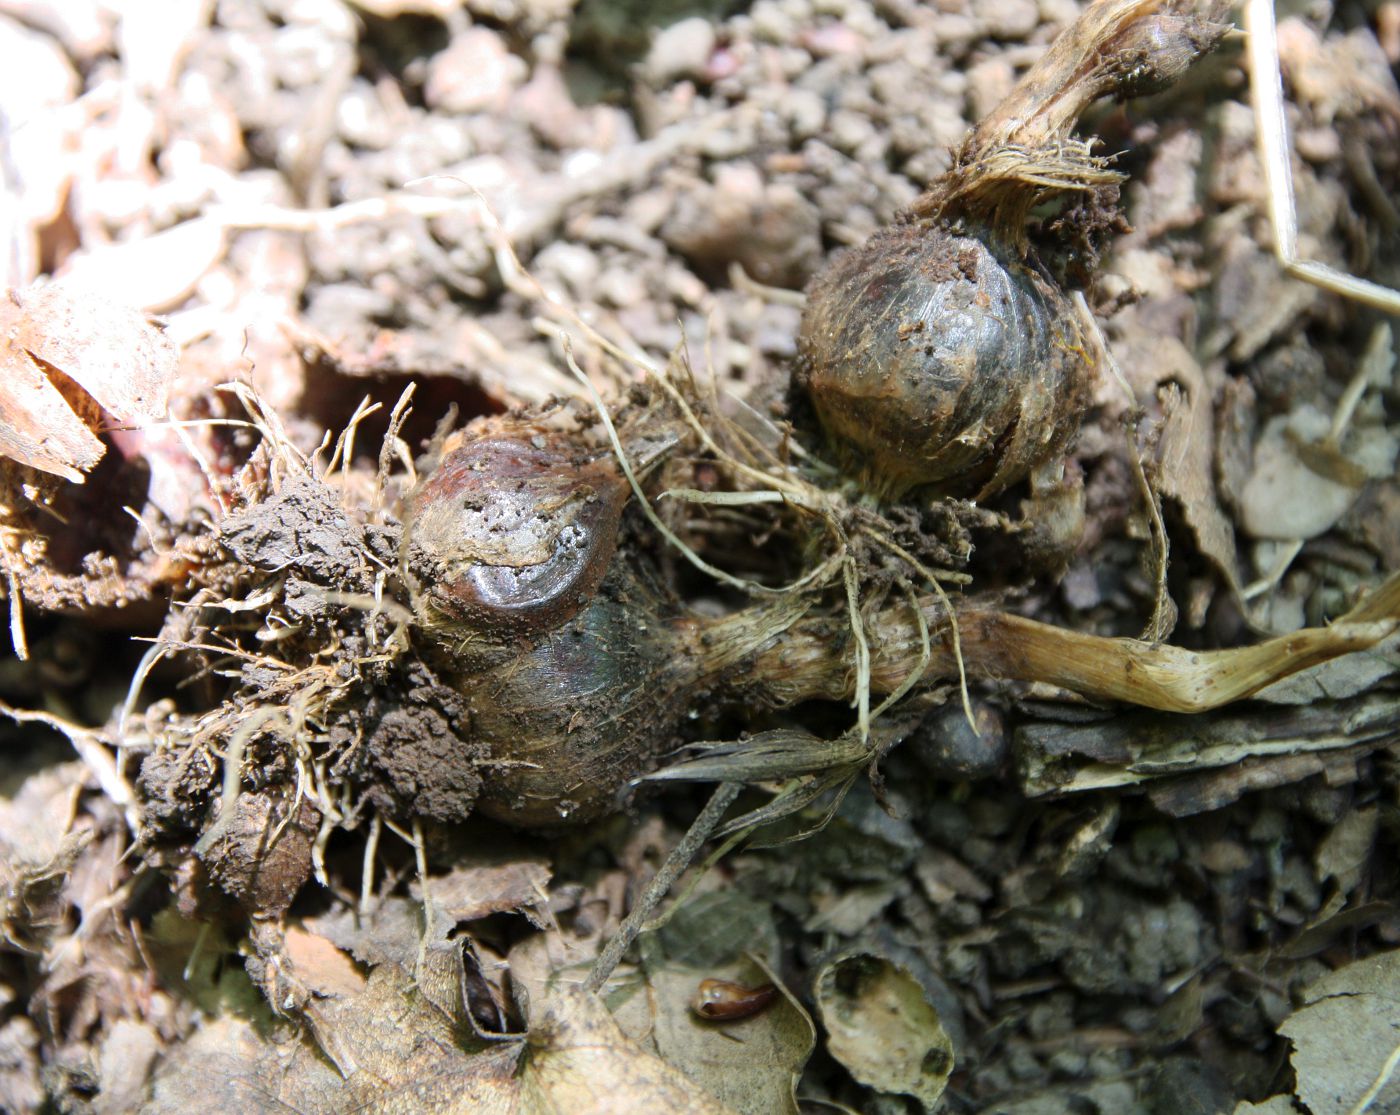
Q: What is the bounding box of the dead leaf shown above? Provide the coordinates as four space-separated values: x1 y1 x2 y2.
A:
156 920 743 1115
1279 901 1398 961
1314 806 1378 896
308 895 427 969
527 985 739 1115
630 956 814 1115
813 951 955 1111
0 761 89 952
284 926 368 999
301 962 509 1110
412 852 553 928
1275 950 1400 1115
145 1014 347 1115
1150 340 1241 593
607 890 812 1115
93 1019 161 1115
0 283 175 481
0 1014 44 1114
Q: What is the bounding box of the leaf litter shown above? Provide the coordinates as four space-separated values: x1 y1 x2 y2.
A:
1 1 1399 1114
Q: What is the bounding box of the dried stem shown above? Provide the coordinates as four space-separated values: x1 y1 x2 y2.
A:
970 0 1226 154
753 574 1400 716
586 782 742 993
912 0 1229 234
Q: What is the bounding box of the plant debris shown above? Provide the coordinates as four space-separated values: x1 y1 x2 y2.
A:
1 1 1398 1113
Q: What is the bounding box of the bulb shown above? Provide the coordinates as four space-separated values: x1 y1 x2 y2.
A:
405 416 772 826
794 223 1094 502
407 418 630 637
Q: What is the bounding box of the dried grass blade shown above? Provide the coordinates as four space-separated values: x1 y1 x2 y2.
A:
645 729 872 784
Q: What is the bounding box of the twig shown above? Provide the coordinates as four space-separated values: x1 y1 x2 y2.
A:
586 782 742 993
842 559 873 745
727 261 807 308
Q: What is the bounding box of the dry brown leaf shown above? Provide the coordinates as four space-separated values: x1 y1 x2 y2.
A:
284 926 368 999
93 1019 162 1115
0 1013 44 1114
145 1014 347 1114
0 761 89 951
250 934 524 1113
166 925 741 1115
0 283 175 482
525 985 739 1115
0 344 104 481
813 951 955 1111
304 963 515 1112
1277 951 1400 1115
412 852 553 928
585 888 811 1113
1151 339 1241 593
627 956 814 1115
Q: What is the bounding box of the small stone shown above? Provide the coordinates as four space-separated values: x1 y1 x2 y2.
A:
799 22 865 58
783 88 827 139
643 17 717 86
1199 839 1252 874
425 28 526 115
930 13 979 50
533 242 601 298
659 162 822 288
336 80 392 148
514 66 588 149
1039 0 1081 26
1294 125 1342 163
596 265 647 308
827 108 876 153
1062 561 1101 610
983 0 1040 40
907 701 1008 780
966 57 1015 121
